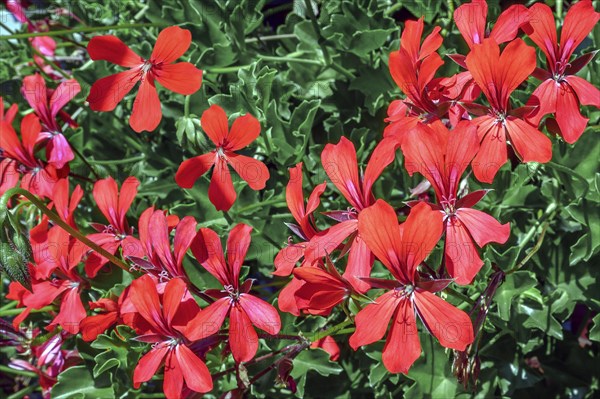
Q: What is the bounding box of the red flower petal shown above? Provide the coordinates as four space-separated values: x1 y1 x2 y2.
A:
133 344 169 387
349 290 400 350
566 76 600 108
130 275 168 334
505 117 552 163
53 287 86 334
456 208 510 248
560 0 600 61
229 304 258 362
444 217 483 285
151 26 192 64
226 152 270 190
208 157 236 211
87 69 139 112
471 117 507 183
191 228 228 286
522 3 557 62
186 297 230 341
304 219 357 264
453 0 487 47
489 4 529 45
175 344 213 393
163 351 184 399
239 294 281 335
175 152 216 189
226 224 253 285
274 244 305 276
50 79 81 118
343 236 374 293
554 82 590 144
413 290 474 351
130 78 161 133
88 35 142 67
201 105 229 146
322 137 363 209
382 299 421 374
162 278 187 326
226 113 261 151
357 200 406 281
155 62 202 95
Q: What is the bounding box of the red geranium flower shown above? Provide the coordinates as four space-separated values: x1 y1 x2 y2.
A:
386 18 445 140
175 105 270 211
128 275 212 398
87 26 203 132
21 73 80 168
85 176 143 277
275 163 327 316
402 121 510 284
303 137 398 293
0 110 65 198
130 207 197 281
524 0 600 143
186 224 281 362
350 200 474 373
274 162 327 277
292 256 354 316
465 38 552 183
453 0 529 49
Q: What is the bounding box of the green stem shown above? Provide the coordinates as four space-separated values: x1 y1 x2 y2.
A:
444 286 476 306
71 146 100 179
236 198 287 214
0 23 165 40
8 384 39 399
0 305 53 317
385 3 404 16
310 319 353 342
257 54 323 65
245 33 297 43
0 365 37 378
184 95 191 118
89 155 145 165
31 46 71 79
546 161 589 201
0 301 17 311
204 65 251 74
0 188 131 273
507 215 554 274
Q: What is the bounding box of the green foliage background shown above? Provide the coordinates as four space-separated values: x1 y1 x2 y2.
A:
1 0 599 398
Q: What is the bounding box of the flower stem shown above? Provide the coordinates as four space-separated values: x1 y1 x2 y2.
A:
0 23 165 40
0 305 53 317
0 365 37 378
257 54 323 65
310 318 353 342
0 188 131 273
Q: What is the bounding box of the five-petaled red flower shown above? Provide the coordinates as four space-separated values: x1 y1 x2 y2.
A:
87 26 202 132
524 0 600 143
128 275 212 398
175 105 270 212
465 38 552 183
186 224 281 362
402 121 510 284
350 200 474 373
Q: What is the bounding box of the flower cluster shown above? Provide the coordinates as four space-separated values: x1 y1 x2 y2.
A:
0 1 598 398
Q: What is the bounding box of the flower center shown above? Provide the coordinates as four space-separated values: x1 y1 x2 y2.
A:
224 284 239 302
141 60 153 74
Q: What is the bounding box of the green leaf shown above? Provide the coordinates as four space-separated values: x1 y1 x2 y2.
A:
51 365 115 399
494 271 538 321
589 314 600 342
291 349 343 378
